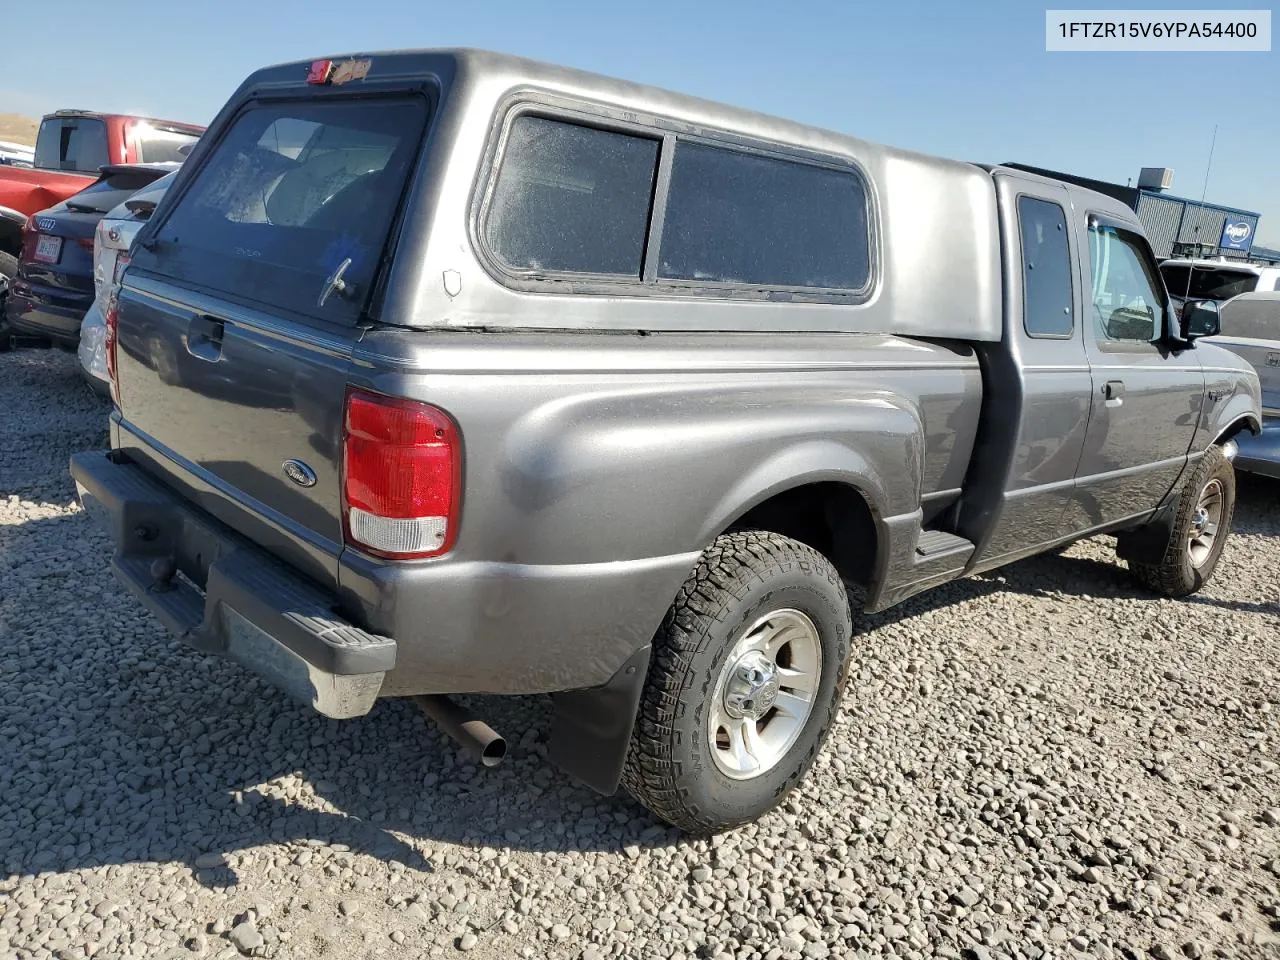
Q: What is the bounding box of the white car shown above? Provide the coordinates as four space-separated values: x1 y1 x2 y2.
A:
1159 257 1280 312
0 140 34 167
78 171 177 394
1205 291 1280 479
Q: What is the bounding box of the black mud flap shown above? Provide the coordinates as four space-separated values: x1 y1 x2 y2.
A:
1115 497 1178 565
548 645 651 796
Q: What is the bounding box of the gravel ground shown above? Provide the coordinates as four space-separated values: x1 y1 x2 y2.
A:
1 347 1278 960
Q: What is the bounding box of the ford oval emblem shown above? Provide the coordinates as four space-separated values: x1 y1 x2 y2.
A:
282 459 317 488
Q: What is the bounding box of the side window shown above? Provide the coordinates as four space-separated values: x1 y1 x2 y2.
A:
658 141 870 291
484 116 660 278
1017 196 1073 337
1087 222 1165 343
135 125 200 163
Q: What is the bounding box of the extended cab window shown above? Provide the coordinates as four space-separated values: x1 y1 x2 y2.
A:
658 142 869 291
149 97 428 324
484 116 660 277
1087 223 1165 343
33 118 109 172
1018 197 1073 337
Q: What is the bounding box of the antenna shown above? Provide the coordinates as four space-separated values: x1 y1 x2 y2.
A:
1200 125 1217 202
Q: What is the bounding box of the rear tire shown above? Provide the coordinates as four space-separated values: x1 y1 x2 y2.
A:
622 530 852 833
1129 445 1235 597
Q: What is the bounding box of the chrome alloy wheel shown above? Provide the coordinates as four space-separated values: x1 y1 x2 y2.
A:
707 609 823 780
1187 478 1224 568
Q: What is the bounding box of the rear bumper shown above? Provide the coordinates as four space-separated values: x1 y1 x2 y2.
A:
7 281 91 344
1235 419 1280 480
70 449 396 719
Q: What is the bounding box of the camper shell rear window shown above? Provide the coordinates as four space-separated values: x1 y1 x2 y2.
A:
144 95 429 325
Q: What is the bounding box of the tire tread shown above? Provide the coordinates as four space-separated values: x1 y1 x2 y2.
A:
622 530 848 833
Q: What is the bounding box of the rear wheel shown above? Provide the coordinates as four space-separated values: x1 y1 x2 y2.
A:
622 530 852 833
1129 444 1235 597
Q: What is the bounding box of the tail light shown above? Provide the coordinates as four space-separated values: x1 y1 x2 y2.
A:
103 293 120 405
342 388 461 559
103 254 127 405
20 215 38 259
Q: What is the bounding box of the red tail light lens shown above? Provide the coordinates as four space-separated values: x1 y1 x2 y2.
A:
103 254 128 405
342 389 461 559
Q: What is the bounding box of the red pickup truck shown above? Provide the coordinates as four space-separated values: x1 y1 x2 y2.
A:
0 110 204 282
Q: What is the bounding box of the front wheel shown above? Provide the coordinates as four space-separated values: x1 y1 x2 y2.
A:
1129 444 1236 597
622 530 852 833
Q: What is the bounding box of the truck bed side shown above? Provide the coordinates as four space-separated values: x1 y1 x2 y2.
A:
338 327 981 695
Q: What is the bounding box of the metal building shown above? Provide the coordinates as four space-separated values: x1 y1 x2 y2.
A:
1005 163 1261 261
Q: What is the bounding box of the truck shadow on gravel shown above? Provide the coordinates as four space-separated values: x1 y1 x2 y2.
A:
2 478 1275 886
0 512 677 887
861 475 1279 630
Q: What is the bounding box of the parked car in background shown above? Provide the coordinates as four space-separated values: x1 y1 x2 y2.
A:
5 163 177 348
0 110 203 295
71 50 1261 833
1205 291 1280 478
0 140 34 167
1160 257 1280 312
78 171 177 393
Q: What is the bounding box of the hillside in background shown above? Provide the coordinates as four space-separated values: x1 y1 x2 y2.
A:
0 114 38 145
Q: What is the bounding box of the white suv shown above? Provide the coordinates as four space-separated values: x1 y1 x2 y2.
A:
1159 257 1280 310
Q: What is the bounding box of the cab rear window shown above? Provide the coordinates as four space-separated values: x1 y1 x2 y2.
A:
33 118 109 173
147 97 428 325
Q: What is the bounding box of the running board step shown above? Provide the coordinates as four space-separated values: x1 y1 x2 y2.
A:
915 530 975 562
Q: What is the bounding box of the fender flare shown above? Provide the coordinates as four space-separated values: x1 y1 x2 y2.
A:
1213 411 1263 444
694 397 926 550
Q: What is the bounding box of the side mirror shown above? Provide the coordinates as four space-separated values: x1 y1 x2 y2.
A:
1181 299 1220 341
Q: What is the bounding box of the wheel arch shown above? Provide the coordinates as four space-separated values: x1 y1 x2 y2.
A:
1214 412 1262 445
721 478 881 592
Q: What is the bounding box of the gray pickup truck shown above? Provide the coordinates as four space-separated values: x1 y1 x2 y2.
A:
71 49 1262 832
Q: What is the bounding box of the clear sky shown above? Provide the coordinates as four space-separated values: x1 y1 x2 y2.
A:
3 0 1276 243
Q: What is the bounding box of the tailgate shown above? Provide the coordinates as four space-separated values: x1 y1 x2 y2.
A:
112 93 431 588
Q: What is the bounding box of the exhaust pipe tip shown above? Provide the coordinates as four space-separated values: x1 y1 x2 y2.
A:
479 736 507 767
414 694 507 767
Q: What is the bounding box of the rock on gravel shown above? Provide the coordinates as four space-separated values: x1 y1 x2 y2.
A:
1 348 1278 960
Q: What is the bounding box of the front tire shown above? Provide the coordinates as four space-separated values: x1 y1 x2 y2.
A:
622 530 852 833
1129 444 1236 597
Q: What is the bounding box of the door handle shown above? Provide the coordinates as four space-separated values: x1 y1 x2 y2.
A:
1103 380 1125 407
186 315 224 362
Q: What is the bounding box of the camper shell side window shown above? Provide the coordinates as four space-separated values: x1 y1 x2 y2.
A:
473 97 876 305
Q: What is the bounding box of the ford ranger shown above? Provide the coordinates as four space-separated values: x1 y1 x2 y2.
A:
71 50 1262 832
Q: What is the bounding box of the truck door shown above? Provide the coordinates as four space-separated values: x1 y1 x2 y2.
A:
958 174 1094 569
1069 211 1204 530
